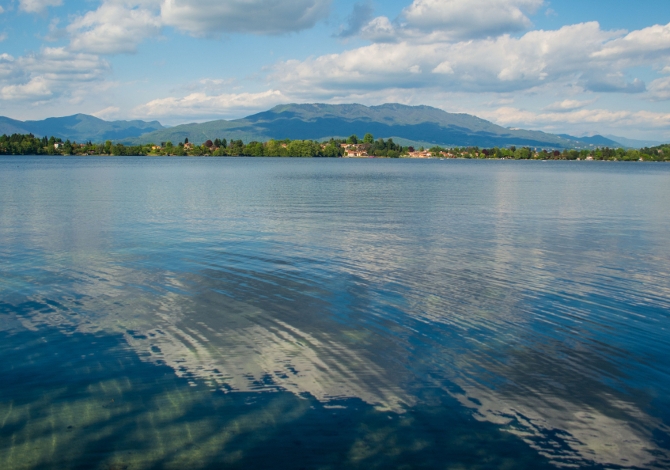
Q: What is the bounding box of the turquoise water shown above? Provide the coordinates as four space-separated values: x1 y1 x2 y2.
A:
1 156 669 469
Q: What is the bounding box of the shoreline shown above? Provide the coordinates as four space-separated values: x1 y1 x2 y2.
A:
1 154 668 162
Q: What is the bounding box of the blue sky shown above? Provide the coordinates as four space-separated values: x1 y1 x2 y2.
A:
1 0 669 140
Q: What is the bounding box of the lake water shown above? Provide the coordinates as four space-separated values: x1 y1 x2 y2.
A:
1 156 669 469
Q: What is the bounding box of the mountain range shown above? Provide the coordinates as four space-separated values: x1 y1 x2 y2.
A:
124 104 619 149
0 104 663 149
0 114 164 143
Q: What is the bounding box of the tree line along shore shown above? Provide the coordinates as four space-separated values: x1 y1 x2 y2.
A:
1 132 668 162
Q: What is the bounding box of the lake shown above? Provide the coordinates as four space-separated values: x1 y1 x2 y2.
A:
1 156 669 469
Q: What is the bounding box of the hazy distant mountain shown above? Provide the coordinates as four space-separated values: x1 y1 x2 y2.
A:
0 114 164 142
123 103 590 149
603 135 666 149
557 134 621 147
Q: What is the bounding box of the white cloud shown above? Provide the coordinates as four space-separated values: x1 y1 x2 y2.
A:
0 6 4 14
0 47 109 102
133 89 288 120
63 0 333 55
593 22 670 61
484 106 670 129
19 0 62 13
271 22 665 96
360 16 397 43
336 1 374 38
353 0 545 45
543 99 597 112
161 0 331 35
92 106 122 119
0 32 6 42
432 61 454 74
1 77 52 100
68 2 162 54
585 76 646 94
401 0 544 40
648 76 670 100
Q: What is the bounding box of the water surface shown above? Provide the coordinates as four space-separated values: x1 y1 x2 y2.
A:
1 157 669 469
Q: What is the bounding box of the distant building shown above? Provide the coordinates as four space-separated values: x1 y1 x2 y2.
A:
409 150 432 158
439 151 455 158
345 149 369 157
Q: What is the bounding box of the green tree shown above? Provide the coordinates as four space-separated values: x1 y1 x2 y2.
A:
63 140 73 155
264 140 285 157
321 142 342 158
363 133 374 144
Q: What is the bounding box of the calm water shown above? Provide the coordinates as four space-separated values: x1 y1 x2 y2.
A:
1 156 670 469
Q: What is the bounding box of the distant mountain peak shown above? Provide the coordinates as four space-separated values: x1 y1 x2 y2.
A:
123 103 597 149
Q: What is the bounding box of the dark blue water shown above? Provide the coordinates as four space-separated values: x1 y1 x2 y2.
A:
1 156 669 469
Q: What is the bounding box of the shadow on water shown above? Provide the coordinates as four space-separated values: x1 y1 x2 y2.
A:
0 328 560 470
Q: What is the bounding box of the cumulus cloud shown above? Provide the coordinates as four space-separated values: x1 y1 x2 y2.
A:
270 21 669 97
352 0 544 44
133 89 288 119
336 1 374 38
543 99 597 112
648 76 670 100
485 106 670 130
593 22 670 61
161 0 331 35
360 16 397 43
68 2 162 54
1 77 52 100
19 0 62 13
585 76 646 94
401 0 544 40
64 0 334 55
0 47 109 102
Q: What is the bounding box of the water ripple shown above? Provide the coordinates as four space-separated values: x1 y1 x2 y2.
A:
1 157 669 468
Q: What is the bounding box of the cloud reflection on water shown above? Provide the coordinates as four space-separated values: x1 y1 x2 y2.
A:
1 158 670 469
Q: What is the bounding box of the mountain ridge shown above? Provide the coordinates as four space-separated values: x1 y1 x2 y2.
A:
121 103 600 149
2 104 663 149
0 114 164 143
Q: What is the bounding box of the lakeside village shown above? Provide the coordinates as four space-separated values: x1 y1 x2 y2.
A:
1 132 669 161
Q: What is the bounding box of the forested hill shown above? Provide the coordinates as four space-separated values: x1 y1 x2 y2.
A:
122 103 608 149
0 114 164 143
